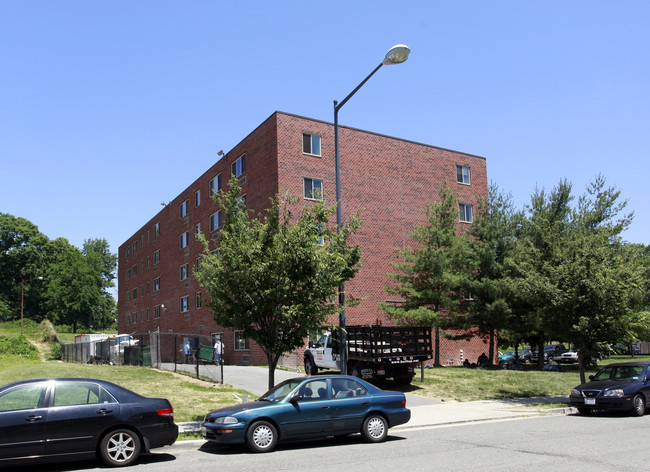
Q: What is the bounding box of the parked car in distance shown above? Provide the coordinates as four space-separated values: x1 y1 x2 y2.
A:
569 362 650 416
200 375 410 452
559 351 579 363
499 349 532 364
530 344 568 363
0 378 178 467
498 351 516 363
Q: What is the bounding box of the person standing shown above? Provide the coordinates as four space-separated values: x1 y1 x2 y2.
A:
214 337 224 365
184 341 191 364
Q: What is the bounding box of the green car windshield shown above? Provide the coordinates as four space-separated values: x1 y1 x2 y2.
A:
593 365 645 381
259 379 304 402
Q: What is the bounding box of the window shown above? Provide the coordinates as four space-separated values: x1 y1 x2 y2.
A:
153 277 160 292
131 264 137 276
126 246 131 258
154 222 160 237
180 296 189 313
195 189 201 207
231 154 246 178
180 232 189 249
146 256 150 269
456 165 471 185
126 291 131 302
146 281 150 294
153 249 160 265
132 288 137 300
209 174 222 196
154 305 161 319
126 269 130 281
0 382 48 412
195 223 201 235
303 133 321 156
132 242 137 254
459 203 473 223
132 312 137 324
234 331 250 351
331 378 368 399
304 178 323 200
146 307 150 321
196 292 202 309
195 257 202 271
180 264 189 281
210 210 222 232
179 200 188 218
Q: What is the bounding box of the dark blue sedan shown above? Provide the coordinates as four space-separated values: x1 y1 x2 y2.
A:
200 375 410 452
569 362 650 416
0 378 178 467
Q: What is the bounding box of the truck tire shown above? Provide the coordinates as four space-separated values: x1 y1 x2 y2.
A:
396 376 413 385
304 355 318 376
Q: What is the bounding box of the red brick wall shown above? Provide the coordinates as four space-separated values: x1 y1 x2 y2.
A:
118 111 495 367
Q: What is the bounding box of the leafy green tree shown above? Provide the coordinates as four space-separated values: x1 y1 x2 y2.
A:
44 238 102 333
195 179 361 389
460 184 520 364
0 213 49 322
380 184 467 366
82 238 118 329
552 177 642 383
508 180 574 366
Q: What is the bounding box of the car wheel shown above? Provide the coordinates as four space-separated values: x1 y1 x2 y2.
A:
632 394 646 417
99 428 141 467
577 408 591 416
247 421 278 452
304 356 318 376
361 414 388 443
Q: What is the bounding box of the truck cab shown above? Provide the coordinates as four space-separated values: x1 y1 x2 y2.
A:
304 332 338 374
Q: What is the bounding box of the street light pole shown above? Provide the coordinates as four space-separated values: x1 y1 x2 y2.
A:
333 44 410 375
21 276 43 337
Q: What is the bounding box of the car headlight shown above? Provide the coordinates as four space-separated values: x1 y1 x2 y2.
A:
603 389 624 397
571 388 582 396
213 416 239 424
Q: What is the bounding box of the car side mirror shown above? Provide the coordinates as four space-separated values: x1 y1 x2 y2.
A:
289 394 303 403
588 375 594 381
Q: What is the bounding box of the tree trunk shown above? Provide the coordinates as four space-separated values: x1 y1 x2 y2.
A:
434 326 441 366
578 351 586 385
267 353 280 392
488 329 495 365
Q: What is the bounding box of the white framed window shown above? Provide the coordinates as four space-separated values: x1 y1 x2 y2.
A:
180 232 189 249
304 178 323 200
153 277 160 292
456 165 471 185
302 133 321 156
234 331 250 351
153 249 160 265
195 189 201 207
209 174 222 196
131 264 137 276
231 154 246 178
195 223 201 235
179 200 188 218
154 222 160 237
196 292 202 309
180 296 189 313
459 203 473 223
126 291 130 302
180 263 189 281
210 210 222 232
154 305 161 319
132 242 137 254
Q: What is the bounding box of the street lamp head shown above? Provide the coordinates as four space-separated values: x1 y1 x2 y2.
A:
382 44 410 65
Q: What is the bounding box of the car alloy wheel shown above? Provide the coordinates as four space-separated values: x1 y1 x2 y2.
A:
247 421 278 452
100 429 141 467
361 414 387 442
632 394 646 417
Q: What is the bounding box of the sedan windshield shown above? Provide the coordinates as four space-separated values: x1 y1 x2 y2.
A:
593 365 645 381
259 379 304 402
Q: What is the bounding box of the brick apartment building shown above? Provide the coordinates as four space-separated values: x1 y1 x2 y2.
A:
118 111 491 367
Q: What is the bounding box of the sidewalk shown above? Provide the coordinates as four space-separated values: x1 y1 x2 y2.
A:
173 365 574 434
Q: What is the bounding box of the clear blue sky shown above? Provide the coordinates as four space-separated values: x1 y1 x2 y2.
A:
2 0 649 261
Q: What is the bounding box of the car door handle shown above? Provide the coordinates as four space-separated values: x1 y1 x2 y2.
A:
362 402 370 405
96 408 113 415
26 415 43 422
321 405 330 409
